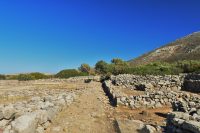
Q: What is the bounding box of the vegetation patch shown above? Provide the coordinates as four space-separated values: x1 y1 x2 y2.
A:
56 69 88 79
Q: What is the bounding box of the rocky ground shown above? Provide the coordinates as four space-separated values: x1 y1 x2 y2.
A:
0 74 199 133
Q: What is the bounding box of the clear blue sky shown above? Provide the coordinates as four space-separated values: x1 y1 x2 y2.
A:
0 0 200 74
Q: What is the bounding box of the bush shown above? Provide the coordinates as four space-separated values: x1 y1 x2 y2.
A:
0 74 6 80
29 72 49 79
6 75 19 80
94 59 177 75
95 60 110 74
17 74 35 81
56 69 88 79
12 72 50 81
79 64 91 74
176 60 200 73
123 62 183 75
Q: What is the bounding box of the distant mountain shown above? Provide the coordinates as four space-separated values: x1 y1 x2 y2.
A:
129 31 200 66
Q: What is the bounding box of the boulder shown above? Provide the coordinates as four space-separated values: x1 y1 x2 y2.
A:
39 101 54 110
36 126 45 133
0 119 9 128
140 125 157 133
172 112 190 120
46 107 59 121
34 110 48 125
171 118 185 126
116 119 145 133
2 105 16 120
11 113 38 133
182 120 200 133
3 125 12 133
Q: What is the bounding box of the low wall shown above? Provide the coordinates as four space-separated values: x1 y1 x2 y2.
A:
67 76 101 82
103 80 200 109
105 74 200 133
183 74 200 93
0 91 75 133
167 111 200 133
111 74 184 91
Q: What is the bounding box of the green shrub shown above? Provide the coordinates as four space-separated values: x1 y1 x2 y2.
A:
17 74 35 81
95 60 110 74
12 72 50 81
29 72 48 79
94 59 199 75
79 64 91 74
6 75 18 80
123 62 183 75
176 60 200 73
0 74 6 80
56 69 88 79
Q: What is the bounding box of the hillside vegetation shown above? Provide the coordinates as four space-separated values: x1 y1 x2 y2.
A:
129 31 200 66
1 59 199 81
94 59 200 76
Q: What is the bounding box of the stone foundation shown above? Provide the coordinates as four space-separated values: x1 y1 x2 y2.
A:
0 89 76 133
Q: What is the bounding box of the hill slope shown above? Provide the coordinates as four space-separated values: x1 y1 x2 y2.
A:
129 31 200 66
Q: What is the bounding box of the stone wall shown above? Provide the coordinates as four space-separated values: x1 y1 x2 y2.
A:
167 111 200 133
67 76 101 82
183 74 200 93
103 74 200 133
103 80 200 109
0 90 76 133
111 74 184 91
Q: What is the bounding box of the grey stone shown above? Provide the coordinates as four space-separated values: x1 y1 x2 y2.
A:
182 120 200 133
42 121 50 130
172 112 190 120
192 113 199 121
117 98 124 106
129 101 135 108
3 105 16 120
3 125 12 133
145 83 154 89
189 108 197 114
11 113 38 133
197 109 200 115
116 119 144 133
46 107 59 121
40 101 54 110
0 119 9 128
34 110 48 125
36 126 45 133
140 125 157 133
121 97 127 103
55 98 66 106
171 118 185 126
155 102 162 108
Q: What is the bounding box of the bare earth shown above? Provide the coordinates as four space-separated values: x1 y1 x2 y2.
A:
46 82 116 133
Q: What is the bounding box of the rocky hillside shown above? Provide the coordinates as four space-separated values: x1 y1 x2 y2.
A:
129 31 200 66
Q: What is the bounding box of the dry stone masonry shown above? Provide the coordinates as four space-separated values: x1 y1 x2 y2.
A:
67 76 101 82
103 74 200 133
0 89 76 133
111 74 184 91
183 74 200 93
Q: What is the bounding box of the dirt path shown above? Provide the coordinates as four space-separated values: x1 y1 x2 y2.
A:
46 82 116 133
